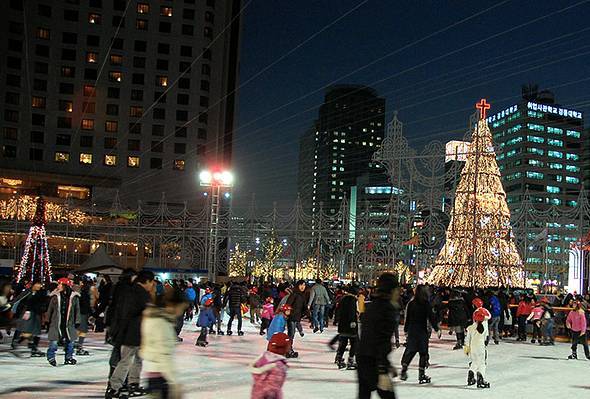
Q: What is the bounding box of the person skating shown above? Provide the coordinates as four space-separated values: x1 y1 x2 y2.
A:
539 297 555 345
285 280 307 357
335 286 358 370
140 286 187 399
260 296 274 336
486 290 502 345
249 287 263 325
566 300 589 360
308 278 331 333
400 285 438 384
224 282 247 336
267 304 291 340
196 298 216 347
526 301 544 344
356 273 399 399
75 276 93 356
447 290 468 350
250 332 291 399
516 295 533 342
464 307 491 388
12 280 46 357
46 277 81 367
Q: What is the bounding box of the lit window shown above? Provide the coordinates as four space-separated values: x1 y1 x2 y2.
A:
80 153 92 164
109 71 122 82
31 96 46 108
57 185 90 200
156 76 168 87
160 6 173 17
110 55 123 65
105 121 118 132
137 3 150 14
54 152 70 163
127 156 140 168
566 165 580 173
88 13 101 24
547 138 563 147
136 19 148 30
546 185 560 194
548 163 563 170
36 28 50 40
81 119 95 130
83 85 96 97
527 123 544 132
130 106 143 117
528 159 543 167
173 160 185 170
526 135 544 144
566 130 581 138
104 154 117 166
59 100 73 113
86 52 98 63
566 153 579 161
526 171 543 180
566 176 580 184
548 150 563 158
547 126 563 135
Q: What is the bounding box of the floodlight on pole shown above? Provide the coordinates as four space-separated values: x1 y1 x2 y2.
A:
199 169 234 187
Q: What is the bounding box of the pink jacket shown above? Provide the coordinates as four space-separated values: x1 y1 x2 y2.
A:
261 303 274 320
527 306 544 321
250 351 288 399
566 310 587 333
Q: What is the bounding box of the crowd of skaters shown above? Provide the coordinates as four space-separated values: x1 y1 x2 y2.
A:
2 271 590 398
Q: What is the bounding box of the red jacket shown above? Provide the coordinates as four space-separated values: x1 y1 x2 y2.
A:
516 301 533 317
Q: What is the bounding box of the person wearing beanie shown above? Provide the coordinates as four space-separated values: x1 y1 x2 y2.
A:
357 273 399 399
250 332 291 399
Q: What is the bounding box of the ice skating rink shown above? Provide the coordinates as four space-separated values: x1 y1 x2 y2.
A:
1 320 589 398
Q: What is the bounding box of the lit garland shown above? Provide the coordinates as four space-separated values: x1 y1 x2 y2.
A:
228 244 248 277
252 236 283 278
293 257 339 280
15 198 53 284
0 195 87 226
427 113 525 288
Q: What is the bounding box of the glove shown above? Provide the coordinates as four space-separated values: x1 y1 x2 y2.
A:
377 373 395 392
463 345 470 356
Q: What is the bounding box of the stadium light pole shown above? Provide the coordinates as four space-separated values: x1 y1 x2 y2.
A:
199 169 234 282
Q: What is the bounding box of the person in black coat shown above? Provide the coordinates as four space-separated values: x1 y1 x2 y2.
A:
286 280 307 357
357 273 399 399
447 290 468 350
400 285 438 384
223 282 247 335
335 285 359 370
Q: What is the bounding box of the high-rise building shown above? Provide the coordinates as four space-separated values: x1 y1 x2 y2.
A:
487 85 585 275
0 0 241 206
298 85 386 221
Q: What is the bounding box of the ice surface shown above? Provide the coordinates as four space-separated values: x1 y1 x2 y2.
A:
1 318 589 398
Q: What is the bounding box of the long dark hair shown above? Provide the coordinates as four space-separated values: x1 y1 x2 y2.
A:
414 285 429 304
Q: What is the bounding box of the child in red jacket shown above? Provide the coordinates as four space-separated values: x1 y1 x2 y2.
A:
516 296 533 341
251 332 291 399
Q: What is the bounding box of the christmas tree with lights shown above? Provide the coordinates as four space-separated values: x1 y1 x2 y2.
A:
427 100 524 288
15 197 53 284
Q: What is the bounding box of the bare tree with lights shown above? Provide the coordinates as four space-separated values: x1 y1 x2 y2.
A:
428 100 525 288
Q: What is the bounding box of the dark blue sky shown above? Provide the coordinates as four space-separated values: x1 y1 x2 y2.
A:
232 0 590 210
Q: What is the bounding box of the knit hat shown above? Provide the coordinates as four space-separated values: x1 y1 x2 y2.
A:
267 332 291 356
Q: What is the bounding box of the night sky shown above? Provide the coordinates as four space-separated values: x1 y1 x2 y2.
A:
232 0 590 211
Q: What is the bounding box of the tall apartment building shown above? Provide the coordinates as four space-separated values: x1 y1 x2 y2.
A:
298 85 386 222
487 85 585 276
0 0 241 206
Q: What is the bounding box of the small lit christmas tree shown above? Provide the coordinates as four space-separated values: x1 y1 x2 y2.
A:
428 100 524 288
15 197 53 284
228 244 247 277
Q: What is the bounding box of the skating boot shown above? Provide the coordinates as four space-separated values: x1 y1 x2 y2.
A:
105 387 129 399
418 369 431 384
313 327 319 333
299 331 305 337
76 348 90 356
176 336 183 343
467 370 476 386
400 366 408 381
531 339 536 344
259 331 265 336
226 330 233 336
217 330 225 335
127 383 148 397
476 373 490 388
452 342 462 350
346 359 357 370
64 358 77 365
31 348 45 357
568 351 577 360
48 358 57 367
286 350 298 358
209 328 216 335
237 331 244 336
336 358 346 369
195 340 208 347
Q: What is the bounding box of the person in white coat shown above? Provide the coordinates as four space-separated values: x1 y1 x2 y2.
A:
464 307 491 389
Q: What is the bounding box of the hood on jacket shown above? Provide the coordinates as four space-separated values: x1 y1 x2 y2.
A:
250 351 288 374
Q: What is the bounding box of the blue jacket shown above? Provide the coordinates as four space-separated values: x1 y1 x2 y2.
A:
489 296 502 318
197 306 216 328
200 293 213 306
266 314 286 340
185 287 197 303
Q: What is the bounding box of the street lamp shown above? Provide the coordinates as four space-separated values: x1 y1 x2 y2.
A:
199 169 234 282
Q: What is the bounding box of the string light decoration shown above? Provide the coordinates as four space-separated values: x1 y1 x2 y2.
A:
0 195 87 225
427 99 525 288
14 197 53 284
252 236 283 278
228 244 248 277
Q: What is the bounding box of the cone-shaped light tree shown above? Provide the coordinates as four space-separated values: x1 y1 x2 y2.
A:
427 99 525 288
15 197 53 284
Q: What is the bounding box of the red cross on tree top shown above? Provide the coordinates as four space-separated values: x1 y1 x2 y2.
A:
476 99 491 120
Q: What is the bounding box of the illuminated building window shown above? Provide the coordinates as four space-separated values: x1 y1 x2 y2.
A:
527 148 543 155
566 153 579 161
81 119 94 130
173 160 185 171
88 13 101 24
130 106 143 117
548 163 562 170
54 151 70 163
546 185 560 194
110 55 123 65
83 85 96 97
105 121 118 132
136 19 148 30
506 137 522 146
31 96 46 108
547 138 563 147
548 150 563 158
528 159 543 167
57 185 90 200
527 123 544 132
86 52 98 63
127 156 140 168
137 3 150 14
566 165 579 173
547 127 563 135
526 172 543 180
547 198 561 206
567 200 578 207
80 153 92 164
109 71 122 82
566 176 580 184
36 28 50 40
59 100 73 113
526 135 544 144
104 154 117 166
160 6 173 17
156 75 168 87
566 130 580 138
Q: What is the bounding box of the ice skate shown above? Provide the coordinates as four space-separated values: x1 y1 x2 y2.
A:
400 366 408 381
346 359 357 370
418 369 431 384
127 383 148 397
452 343 462 350
467 370 476 386
259 331 265 336
217 330 225 336
237 331 244 336
30 348 45 357
48 358 57 367
64 358 77 365
105 387 128 399
195 340 208 347
476 373 490 388
568 351 577 360
209 329 216 335
226 330 233 336
531 339 536 344
299 331 305 337
336 358 346 369
76 348 90 356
